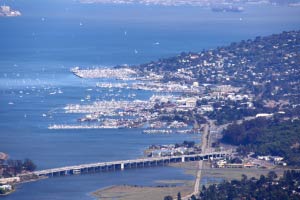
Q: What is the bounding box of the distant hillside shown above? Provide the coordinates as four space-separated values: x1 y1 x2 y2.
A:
132 30 300 105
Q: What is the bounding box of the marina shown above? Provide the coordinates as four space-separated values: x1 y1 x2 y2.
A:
71 67 137 80
96 81 202 93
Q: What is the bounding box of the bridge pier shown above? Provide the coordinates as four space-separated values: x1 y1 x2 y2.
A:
137 162 144 168
158 160 164 166
124 163 130 169
130 162 137 168
46 172 53 177
95 166 101 172
53 172 60 177
107 164 115 171
59 171 67 176
163 159 170 164
101 166 107 171
144 161 151 167
87 167 95 173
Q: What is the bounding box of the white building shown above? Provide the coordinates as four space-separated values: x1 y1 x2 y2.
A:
256 113 273 118
193 82 199 87
186 98 197 108
201 105 214 112
257 155 271 161
216 160 227 168
272 156 284 162
0 184 12 191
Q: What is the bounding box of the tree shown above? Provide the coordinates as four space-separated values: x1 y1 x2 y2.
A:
15 160 23 174
164 196 173 200
7 159 23 174
177 192 181 200
23 159 36 171
267 171 277 181
0 188 5 194
241 174 248 183
183 141 195 148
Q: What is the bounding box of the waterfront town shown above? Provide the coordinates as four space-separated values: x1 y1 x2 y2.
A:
51 31 299 170
144 141 202 157
48 82 252 131
46 30 299 190
1 30 299 199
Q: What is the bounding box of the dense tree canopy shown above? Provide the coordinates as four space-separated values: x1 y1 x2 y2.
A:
199 170 300 200
221 118 300 165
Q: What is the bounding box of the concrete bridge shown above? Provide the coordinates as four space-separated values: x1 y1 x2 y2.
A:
27 151 230 178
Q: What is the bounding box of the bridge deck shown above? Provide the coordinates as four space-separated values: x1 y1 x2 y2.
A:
24 151 230 177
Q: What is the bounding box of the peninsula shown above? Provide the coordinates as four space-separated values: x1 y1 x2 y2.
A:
58 30 299 131
68 30 299 199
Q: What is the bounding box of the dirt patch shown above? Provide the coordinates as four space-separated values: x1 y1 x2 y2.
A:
92 184 192 200
92 161 200 200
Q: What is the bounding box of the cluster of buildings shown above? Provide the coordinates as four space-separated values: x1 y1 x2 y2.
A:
213 155 287 169
214 159 256 168
257 155 287 166
65 31 300 132
53 74 256 132
136 31 299 112
53 32 298 178
144 142 201 157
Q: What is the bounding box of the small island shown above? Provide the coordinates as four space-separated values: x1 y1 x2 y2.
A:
0 5 21 17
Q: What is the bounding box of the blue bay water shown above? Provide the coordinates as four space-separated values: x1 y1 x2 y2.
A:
0 1 300 199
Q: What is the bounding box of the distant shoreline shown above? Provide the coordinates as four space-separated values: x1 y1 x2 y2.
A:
79 0 295 7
